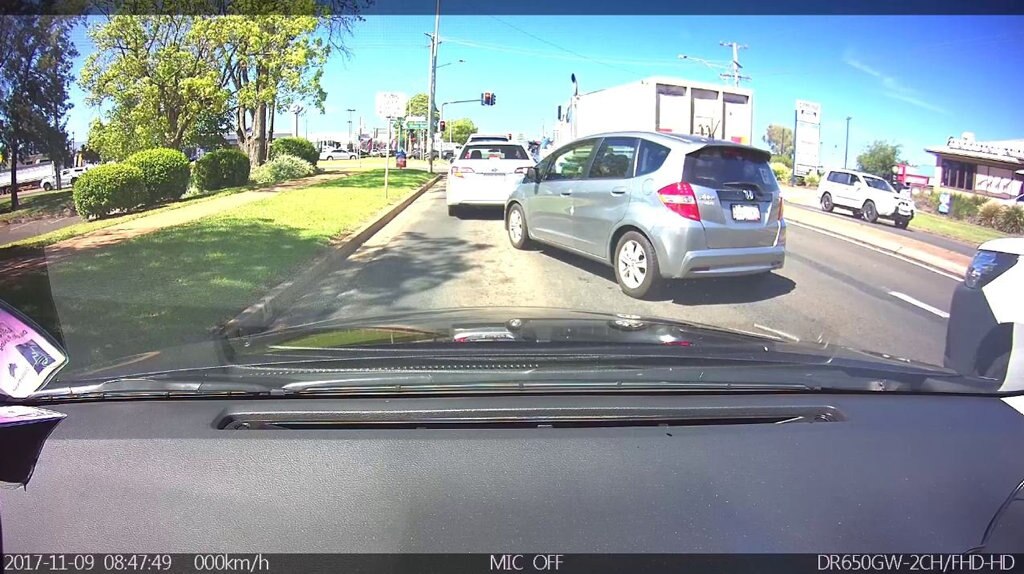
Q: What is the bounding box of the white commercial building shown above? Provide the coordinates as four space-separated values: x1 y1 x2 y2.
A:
926 133 1024 203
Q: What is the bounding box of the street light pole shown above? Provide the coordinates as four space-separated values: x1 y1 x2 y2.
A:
347 108 355 152
844 116 852 169
427 0 440 174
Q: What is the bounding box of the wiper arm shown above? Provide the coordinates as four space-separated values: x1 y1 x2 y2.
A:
27 375 274 401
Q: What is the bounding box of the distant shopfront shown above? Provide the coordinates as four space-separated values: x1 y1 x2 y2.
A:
926 135 1024 203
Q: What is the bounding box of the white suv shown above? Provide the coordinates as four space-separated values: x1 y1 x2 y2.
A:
817 168 915 228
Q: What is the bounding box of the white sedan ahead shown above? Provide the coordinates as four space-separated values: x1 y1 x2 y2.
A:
447 142 534 216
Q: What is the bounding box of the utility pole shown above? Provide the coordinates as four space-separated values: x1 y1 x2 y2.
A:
844 116 852 169
426 0 440 174
719 41 749 87
678 43 750 87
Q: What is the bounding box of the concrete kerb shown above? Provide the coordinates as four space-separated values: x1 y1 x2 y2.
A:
219 174 443 338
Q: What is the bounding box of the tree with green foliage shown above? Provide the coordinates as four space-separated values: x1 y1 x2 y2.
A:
856 141 902 178
83 0 367 167
0 14 80 210
194 9 330 166
81 12 228 158
405 93 437 119
762 124 793 158
443 118 477 145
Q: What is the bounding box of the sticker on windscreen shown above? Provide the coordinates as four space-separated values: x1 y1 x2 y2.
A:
0 301 67 399
759 166 775 185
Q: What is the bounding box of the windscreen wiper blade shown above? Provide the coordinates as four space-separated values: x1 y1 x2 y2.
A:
27 376 273 401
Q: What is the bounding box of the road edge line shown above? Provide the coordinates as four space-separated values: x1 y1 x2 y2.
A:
219 173 444 338
787 220 964 281
887 291 951 319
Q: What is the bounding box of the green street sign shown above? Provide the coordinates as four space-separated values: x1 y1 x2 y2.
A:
406 121 428 130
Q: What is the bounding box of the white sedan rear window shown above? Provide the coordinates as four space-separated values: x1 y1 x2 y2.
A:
460 145 529 161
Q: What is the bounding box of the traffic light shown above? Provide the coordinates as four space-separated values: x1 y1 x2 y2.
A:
491 93 496 106
481 92 496 106
439 120 446 132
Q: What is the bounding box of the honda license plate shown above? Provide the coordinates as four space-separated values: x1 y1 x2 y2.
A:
731 204 760 222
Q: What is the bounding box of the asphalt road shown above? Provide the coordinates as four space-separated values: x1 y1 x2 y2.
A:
274 180 962 367
787 201 977 256
0 215 81 247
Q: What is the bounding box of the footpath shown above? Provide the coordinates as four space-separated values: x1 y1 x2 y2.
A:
780 185 972 277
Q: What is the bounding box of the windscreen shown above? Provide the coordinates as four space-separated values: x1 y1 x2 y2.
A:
863 175 895 192
682 146 780 192
0 11 1010 405
459 145 529 161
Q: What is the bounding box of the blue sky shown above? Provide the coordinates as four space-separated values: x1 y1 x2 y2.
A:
66 15 1024 175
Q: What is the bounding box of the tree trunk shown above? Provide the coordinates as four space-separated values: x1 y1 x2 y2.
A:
267 98 275 147
254 102 267 165
9 139 18 211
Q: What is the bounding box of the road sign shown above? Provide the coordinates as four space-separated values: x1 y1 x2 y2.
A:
406 121 428 130
376 92 408 120
793 100 821 177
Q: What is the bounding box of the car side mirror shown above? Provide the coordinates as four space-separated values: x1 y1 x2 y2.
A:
526 167 539 183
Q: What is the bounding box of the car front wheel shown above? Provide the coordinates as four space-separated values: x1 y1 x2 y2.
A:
506 204 532 250
862 200 879 223
894 216 910 229
614 231 662 299
820 193 834 212
42 182 53 191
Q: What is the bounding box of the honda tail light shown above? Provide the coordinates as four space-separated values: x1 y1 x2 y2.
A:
658 182 701 221
452 167 475 178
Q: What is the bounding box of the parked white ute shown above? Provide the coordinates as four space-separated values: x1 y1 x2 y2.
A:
39 166 92 191
447 142 534 216
817 168 915 228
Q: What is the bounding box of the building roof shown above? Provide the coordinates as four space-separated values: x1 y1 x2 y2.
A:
926 136 1024 166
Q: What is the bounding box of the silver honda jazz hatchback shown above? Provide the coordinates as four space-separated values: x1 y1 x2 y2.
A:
505 131 786 298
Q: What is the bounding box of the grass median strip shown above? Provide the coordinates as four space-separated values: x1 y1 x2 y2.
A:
36 169 434 374
0 189 75 224
909 211 1008 246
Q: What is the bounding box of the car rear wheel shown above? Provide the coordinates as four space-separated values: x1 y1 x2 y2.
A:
614 231 661 299
894 216 910 229
42 182 53 191
506 204 532 250
862 200 878 223
448 205 460 217
820 193 834 212
326 156 334 161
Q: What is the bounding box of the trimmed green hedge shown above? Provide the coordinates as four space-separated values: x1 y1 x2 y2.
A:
250 154 315 185
770 162 791 185
269 137 318 167
194 148 251 191
125 147 191 204
72 163 147 219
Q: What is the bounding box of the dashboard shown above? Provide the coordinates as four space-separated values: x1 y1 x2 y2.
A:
3 392 1024 553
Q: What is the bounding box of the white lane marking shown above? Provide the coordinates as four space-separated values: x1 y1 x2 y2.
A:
787 220 963 281
887 291 950 319
753 323 800 342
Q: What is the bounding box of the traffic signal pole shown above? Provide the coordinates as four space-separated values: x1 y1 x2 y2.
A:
426 0 440 174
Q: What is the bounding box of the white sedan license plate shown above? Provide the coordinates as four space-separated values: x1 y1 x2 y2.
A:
731 204 761 222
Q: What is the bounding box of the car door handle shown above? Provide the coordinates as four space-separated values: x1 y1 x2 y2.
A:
560 191 572 197
611 187 627 195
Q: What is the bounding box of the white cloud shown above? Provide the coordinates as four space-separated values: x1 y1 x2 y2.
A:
843 51 947 115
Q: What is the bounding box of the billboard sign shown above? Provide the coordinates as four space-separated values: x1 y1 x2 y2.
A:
375 92 407 120
794 100 821 176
